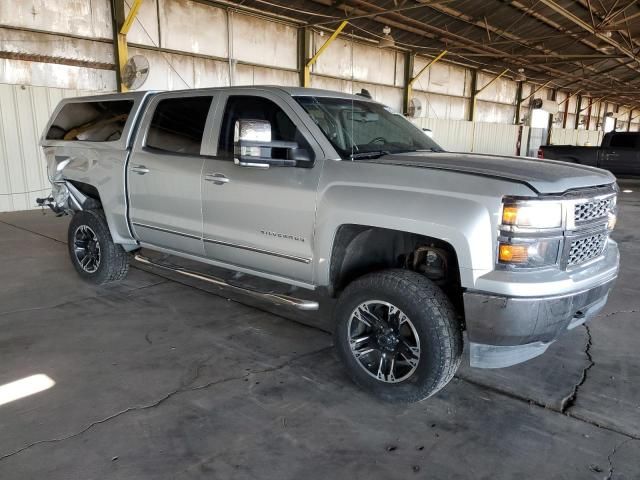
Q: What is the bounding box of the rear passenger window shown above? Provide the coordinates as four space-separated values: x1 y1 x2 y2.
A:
46 100 133 142
146 96 213 155
609 134 639 149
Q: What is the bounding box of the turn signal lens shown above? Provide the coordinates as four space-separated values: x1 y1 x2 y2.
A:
498 244 529 263
502 206 519 225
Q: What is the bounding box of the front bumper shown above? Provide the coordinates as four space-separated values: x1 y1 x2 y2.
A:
464 243 618 369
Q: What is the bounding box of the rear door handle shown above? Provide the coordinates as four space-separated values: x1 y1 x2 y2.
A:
130 165 150 175
204 173 230 185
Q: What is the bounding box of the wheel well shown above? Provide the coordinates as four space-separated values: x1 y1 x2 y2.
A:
329 225 463 315
68 180 102 209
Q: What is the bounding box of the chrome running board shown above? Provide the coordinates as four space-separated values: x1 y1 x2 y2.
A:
134 254 319 311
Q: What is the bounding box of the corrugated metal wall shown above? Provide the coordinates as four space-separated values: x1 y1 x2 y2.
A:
550 128 604 147
415 118 529 156
0 84 91 212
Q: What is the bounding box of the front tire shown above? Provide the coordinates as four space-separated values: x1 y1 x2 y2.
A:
334 269 462 403
68 210 129 285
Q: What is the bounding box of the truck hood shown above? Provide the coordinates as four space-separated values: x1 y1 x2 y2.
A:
360 151 615 194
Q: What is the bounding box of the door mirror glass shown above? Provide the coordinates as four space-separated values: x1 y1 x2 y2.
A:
233 119 304 167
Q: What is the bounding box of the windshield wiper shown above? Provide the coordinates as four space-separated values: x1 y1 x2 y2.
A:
416 147 445 153
349 150 391 160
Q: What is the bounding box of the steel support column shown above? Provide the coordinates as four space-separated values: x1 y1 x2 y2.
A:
112 0 143 92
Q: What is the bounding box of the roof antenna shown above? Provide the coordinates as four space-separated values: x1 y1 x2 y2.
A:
356 88 372 99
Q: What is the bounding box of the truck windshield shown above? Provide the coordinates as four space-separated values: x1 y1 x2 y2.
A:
295 96 443 160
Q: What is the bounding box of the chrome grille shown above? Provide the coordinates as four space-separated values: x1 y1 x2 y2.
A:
574 197 614 224
567 233 607 267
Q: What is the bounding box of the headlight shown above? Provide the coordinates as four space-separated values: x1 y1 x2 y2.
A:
498 239 560 268
502 201 562 230
498 198 563 269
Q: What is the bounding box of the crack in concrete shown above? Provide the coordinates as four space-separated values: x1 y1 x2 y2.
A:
0 345 333 463
560 324 594 414
600 309 640 318
605 438 635 480
0 280 169 319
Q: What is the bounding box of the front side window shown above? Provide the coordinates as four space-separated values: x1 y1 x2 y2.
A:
218 95 313 162
295 96 443 159
146 96 213 155
46 100 133 142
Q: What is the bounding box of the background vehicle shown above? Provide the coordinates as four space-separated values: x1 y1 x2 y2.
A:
539 131 640 177
39 87 619 403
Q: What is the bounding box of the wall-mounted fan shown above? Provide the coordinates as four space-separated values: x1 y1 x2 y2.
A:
407 97 426 118
122 55 150 90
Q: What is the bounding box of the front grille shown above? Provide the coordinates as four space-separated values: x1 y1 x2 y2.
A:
574 197 614 224
567 233 607 267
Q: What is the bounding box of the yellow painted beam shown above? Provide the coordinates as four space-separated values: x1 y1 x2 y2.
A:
117 0 144 92
304 20 348 87
121 0 144 35
558 89 582 106
475 69 510 96
472 68 509 121
521 80 551 103
409 50 447 88
406 50 447 108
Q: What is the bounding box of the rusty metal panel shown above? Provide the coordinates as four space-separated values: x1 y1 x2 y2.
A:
127 46 193 90
126 0 159 47
309 75 402 111
412 59 470 98
0 27 113 65
231 12 298 70
159 0 228 58
0 0 112 39
234 64 298 87
0 84 93 212
475 100 516 124
476 72 517 104
0 58 116 90
312 33 398 87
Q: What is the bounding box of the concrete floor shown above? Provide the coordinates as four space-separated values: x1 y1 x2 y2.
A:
0 183 639 479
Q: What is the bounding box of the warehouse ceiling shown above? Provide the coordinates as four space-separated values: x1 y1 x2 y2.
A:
227 0 640 107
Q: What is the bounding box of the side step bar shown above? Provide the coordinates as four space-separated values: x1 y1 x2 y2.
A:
134 254 319 311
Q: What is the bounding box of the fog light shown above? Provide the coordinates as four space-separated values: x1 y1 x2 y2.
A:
498 244 528 263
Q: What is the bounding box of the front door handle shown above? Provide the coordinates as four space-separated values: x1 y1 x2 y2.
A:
131 165 150 175
204 173 230 185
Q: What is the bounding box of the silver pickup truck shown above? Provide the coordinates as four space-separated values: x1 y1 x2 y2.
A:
40 86 619 403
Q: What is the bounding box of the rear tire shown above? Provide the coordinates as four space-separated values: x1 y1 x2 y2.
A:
334 269 462 403
68 210 129 285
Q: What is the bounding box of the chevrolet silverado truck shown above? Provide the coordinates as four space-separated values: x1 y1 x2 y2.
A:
39 87 620 403
539 131 640 177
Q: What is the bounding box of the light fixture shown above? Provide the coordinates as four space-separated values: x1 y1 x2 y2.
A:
514 68 526 82
378 26 395 48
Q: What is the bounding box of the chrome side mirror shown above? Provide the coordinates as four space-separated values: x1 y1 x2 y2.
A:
234 119 272 168
233 119 299 168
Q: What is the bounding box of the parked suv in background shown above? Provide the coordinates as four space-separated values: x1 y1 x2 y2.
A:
40 87 619 403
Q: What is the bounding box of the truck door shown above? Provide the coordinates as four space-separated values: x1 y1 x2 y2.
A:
600 132 640 176
200 91 324 285
128 92 217 256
